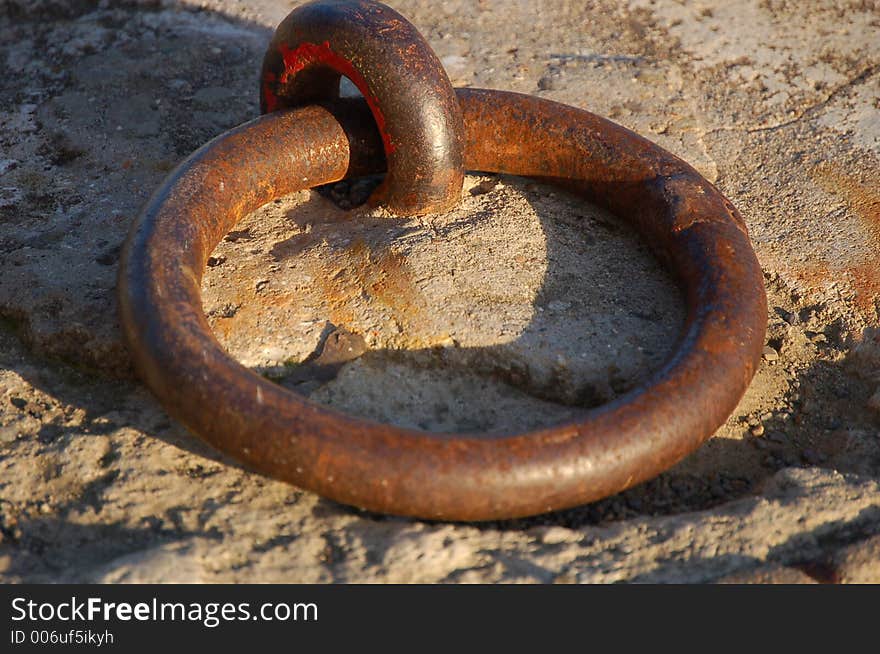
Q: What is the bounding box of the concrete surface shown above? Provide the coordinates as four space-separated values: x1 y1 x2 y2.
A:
0 0 879 583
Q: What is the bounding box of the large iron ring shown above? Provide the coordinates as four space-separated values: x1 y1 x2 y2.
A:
117 89 767 521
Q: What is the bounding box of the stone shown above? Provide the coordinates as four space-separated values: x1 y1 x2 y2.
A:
762 346 779 362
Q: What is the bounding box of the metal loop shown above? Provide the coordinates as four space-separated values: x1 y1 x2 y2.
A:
260 0 464 215
118 90 767 521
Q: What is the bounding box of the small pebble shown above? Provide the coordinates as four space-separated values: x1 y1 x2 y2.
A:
469 179 498 196
538 526 576 545
0 159 18 175
215 303 238 318
750 424 765 436
762 346 779 362
774 307 796 324
0 425 19 444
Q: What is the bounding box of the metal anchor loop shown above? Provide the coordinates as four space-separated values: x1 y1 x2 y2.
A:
118 6 768 521
260 0 465 215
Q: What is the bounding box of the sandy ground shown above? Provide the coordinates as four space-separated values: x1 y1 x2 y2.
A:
0 0 879 582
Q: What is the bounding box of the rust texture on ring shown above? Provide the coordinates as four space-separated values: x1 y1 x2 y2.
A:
118 89 768 521
260 0 464 215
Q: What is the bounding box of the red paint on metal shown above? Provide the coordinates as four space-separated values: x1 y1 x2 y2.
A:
275 41 397 155
258 1 465 215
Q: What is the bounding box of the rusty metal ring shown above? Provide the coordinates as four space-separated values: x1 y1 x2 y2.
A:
118 90 767 521
260 0 464 215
